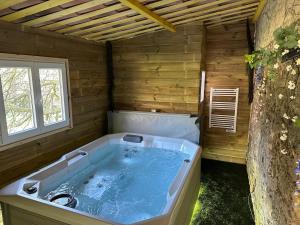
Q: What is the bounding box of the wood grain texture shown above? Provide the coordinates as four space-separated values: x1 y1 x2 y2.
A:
202 22 250 164
111 22 205 114
65 0 195 36
22 0 107 26
0 23 108 187
96 0 259 41
0 1 27 11
0 0 259 42
0 0 73 22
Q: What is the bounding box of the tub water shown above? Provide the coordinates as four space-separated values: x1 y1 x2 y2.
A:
41 144 189 224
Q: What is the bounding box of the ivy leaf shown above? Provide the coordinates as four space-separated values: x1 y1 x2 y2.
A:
285 35 298 48
273 23 300 49
245 24 300 80
245 54 256 69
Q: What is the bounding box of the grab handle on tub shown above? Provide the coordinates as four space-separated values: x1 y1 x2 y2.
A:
64 151 88 165
123 134 143 143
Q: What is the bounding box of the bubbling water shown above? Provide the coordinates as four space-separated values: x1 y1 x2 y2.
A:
41 144 189 224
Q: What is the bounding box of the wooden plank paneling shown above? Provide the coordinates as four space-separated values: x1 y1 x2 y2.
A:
111 22 205 114
22 0 108 26
0 23 108 187
202 22 250 164
0 0 259 42
95 0 258 42
0 0 73 22
0 1 27 11
63 0 199 35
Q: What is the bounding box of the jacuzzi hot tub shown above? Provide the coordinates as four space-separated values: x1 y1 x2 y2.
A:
0 133 201 225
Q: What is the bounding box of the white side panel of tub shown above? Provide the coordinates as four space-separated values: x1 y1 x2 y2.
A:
108 111 200 144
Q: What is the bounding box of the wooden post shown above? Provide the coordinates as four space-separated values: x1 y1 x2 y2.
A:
106 41 114 111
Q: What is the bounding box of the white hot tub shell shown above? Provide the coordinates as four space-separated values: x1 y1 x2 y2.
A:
0 133 202 225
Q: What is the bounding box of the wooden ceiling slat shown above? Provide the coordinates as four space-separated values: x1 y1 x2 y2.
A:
97 7 256 41
95 23 158 40
67 0 204 36
100 26 163 42
23 0 108 27
1 0 74 22
207 18 248 28
86 0 257 41
83 19 152 39
162 0 239 20
41 3 123 30
0 0 27 11
69 0 233 37
71 15 146 36
168 0 258 23
94 1 258 41
118 0 175 32
58 6 136 34
172 2 258 26
1 0 261 41
55 0 178 35
205 12 255 26
81 0 208 39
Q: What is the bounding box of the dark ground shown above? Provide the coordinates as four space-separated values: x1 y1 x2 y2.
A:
190 159 255 225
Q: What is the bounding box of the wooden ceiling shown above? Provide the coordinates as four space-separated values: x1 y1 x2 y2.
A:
0 0 261 42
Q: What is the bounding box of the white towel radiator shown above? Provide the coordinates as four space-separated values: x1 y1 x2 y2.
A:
209 88 239 133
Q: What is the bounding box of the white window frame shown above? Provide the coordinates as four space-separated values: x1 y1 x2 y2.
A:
37 63 70 133
0 53 72 149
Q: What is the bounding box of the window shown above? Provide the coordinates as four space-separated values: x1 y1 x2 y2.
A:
0 55 71 146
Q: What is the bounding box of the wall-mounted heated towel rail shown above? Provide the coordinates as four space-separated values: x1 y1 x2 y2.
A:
209 88 239 133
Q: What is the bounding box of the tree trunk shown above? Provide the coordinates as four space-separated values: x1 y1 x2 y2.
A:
247 1 300 224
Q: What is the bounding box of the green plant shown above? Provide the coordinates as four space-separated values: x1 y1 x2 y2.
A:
245 23 300 79
273 23 300 49
244 23 299 155
245 49 278 69
295 118 300 127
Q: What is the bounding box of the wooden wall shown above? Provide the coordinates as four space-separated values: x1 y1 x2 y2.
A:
0 22 108 186
0 19 250 188
111 22 205 114
202 22 250 164
111 21 250 164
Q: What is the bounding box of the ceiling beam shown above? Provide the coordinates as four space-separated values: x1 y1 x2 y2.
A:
118 0 176 32
252 0 267 22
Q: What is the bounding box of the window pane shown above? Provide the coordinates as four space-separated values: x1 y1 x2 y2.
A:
0 67 36 135
39 68 65 126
